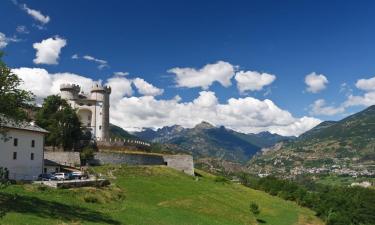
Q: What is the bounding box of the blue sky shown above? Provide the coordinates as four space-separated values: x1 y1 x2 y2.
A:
1 0 375 136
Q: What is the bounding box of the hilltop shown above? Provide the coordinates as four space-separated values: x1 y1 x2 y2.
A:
0 166 322 225
134 122 293 163
248 105 375 177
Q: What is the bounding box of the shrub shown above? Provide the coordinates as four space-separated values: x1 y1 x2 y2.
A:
214 176 229 183
83 195 100 203
250 202 260 216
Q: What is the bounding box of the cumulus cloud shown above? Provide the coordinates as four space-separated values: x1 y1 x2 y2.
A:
33 36 67 65
355 77 375 91
0 32 20 49
305 72 328 93
168 61 235 89
110 92 320 136
309 99 345 116
12 67 98 102
21 4 50 25
133 78 164 96
235 71 276 93
105 77 133 102
13 67 320 136
342 76 375 108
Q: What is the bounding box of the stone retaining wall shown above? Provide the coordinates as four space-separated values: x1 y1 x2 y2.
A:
89 152 165 166
89 152 194 175
44 152 81 167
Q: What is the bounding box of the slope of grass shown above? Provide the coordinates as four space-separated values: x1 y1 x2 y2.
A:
0 166 323 225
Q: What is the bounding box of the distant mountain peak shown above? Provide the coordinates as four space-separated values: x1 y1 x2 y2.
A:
194 121 215 129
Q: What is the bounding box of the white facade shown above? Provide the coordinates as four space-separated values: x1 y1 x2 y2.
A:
0 128 46 180
60 83 111 141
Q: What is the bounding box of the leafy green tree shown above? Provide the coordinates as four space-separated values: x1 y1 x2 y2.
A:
36 95 82 150
0 51 34 134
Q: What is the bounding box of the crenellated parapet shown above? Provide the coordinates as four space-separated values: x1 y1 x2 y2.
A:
60 83 81 92
91 84 111 94
60 83 81 100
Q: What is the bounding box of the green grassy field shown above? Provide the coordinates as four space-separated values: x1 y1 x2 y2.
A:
0 166 323 225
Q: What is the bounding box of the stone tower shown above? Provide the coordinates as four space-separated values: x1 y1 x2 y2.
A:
90 84 111 140
59 83 111 141
60 84 80 100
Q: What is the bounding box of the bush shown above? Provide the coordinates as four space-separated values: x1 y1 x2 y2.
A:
214 176 229 183
83 195 100 204
250 202 260 216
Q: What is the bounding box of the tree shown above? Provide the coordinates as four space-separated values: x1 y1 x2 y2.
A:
0 51 34 134
35 95 82 151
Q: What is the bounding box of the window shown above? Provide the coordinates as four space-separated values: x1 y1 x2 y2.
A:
31 140 35 148
99 126 102 130
44 168 47 173
31 153 34 160
13 152 17 160
13 138 18 146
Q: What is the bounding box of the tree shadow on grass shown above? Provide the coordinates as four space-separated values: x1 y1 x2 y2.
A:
256 218 266 223
0 192 122 224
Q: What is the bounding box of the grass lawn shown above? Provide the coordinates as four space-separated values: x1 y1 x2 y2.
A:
0 166 323 225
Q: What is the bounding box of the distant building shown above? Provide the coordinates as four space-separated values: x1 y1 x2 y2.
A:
0 118 48 180
59 83 111 141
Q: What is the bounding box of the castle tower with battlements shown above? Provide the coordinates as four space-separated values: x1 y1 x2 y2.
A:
59 83 111 141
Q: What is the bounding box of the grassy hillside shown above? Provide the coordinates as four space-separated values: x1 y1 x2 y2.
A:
0 166 322 225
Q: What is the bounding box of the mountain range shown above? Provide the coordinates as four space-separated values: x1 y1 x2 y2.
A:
134 121 293 163
248 105 375 177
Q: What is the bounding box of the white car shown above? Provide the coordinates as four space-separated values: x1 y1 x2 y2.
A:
54 173 69 180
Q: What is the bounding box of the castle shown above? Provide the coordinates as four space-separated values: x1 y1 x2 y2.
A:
60 83 111 141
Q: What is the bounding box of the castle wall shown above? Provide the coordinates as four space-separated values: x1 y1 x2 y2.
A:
89 152 165 166
88 152 194 175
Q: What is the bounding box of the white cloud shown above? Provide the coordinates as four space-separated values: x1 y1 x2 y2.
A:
21 4 50 25
11 67 98 102
168 61 235 89
33 36 67 65
16 25 29 34
355 77 375 91
105 77 133 102
305 72 328 93
82 55 109 69
110 92 320 136
344 92 375 108
114 72 129 76
133 78 164 96
309 99 345 116
71 54 79 59
13 67 320 136
234 71 276 93
0 32 20 49
342 76 375 108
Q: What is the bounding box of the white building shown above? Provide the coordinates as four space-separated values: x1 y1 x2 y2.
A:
0 119 48 180
59 83 111 141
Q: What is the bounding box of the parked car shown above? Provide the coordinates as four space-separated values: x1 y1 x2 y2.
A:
37 173 57 181
54 172 69 180
69 171 85 180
